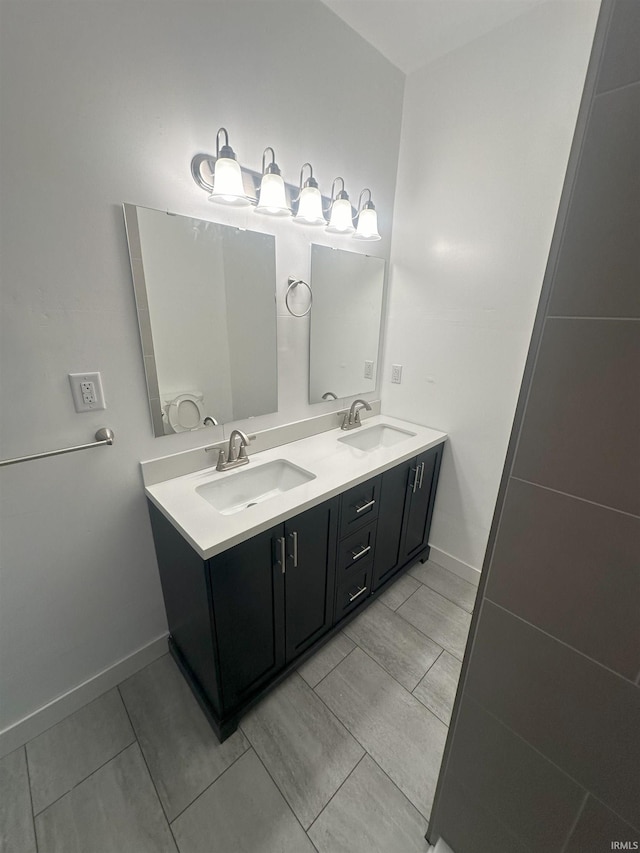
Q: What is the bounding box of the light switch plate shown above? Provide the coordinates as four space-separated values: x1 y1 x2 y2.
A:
69 372 106 412
391 364 403 384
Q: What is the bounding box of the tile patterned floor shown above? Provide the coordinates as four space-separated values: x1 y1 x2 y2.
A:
0 560 477 853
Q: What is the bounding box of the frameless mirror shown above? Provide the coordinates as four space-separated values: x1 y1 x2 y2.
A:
123 204 277 436
309 244 385 403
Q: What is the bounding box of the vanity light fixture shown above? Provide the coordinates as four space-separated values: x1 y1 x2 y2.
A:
325 177 355 234
293 163 326 225
208 128 251 206
255 148 291 216
353 188 381 241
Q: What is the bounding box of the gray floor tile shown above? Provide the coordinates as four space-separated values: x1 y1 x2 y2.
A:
35 743 176 853
343 600 442 691
119 654 249 821
378 572 421 611
409 561 477 613
413 651 462 725
0 748 36 853
398 585 472 660
241 672 364 829
171 749 315 853
315 648 448 819
298 632 355 688
26 687 135 815
308 755 429 853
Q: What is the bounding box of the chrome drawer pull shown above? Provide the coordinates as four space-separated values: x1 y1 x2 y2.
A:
355 498 375 514
348 585 368 603
351 544 371 561
411 466 419 493
418 461 425 489
289 531 298 568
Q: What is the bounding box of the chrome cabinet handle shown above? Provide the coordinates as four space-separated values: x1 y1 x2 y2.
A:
276 536 286 574
355 498 375 514
289 531 298 568
418 461 425 490
351 544 371 562
411 467 419 493
348 585 368 603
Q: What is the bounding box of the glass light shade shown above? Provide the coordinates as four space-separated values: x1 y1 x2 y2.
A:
294 186 326 225
353 206 381 241
255 172 291 216
326 197 355 234
209 157 250 206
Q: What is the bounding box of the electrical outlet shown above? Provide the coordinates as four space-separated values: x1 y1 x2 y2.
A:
69 372 106 412
391 364 403 384
364 360 374 380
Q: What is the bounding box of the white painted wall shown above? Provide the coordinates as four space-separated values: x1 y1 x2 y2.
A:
381 1 600 574
0 0 403 738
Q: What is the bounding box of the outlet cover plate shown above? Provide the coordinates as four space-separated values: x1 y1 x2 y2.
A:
69 372 106 412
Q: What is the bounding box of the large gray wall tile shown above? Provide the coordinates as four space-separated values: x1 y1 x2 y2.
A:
0 748 36 853
26 688 135 815
597 0 640 93
413 651 461 725
240 673 363 829
549 84 640 318
343 600 442 691
487 478 640 679
431 774 532 853
316 648 448 819
35 743 176 853
564 796 640 851
447 699 585 849
409 561 477 613
171 749 315 853
465 602 640 829
298 632 355 688
513 318 640 515
397 585 471 661
308 755 429 853
119 655 249 821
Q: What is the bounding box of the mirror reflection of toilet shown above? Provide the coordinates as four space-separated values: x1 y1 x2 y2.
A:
163 392 205 433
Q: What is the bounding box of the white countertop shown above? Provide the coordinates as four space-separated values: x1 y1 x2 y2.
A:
145 415 448 560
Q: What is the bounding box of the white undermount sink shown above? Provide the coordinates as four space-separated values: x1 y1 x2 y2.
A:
338 423 416 452
196 459 316 515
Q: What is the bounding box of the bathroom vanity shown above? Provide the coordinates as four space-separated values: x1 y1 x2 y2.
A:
144 415 446 741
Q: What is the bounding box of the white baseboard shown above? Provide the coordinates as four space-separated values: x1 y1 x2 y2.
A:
0 633 168 759
428 546 482 588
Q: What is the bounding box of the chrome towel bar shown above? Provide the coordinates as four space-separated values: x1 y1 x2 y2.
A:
0 428 114 467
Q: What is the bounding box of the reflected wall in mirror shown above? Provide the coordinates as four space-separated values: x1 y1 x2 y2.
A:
124 204 277 436
309 244 385 403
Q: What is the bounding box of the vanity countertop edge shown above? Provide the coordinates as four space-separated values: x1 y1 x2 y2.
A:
145 414 448 561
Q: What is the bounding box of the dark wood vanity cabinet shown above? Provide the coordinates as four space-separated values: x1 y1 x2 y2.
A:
148 441 443 742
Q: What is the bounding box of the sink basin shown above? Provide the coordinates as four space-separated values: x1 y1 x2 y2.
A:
196 459 316 515
338 423 416 452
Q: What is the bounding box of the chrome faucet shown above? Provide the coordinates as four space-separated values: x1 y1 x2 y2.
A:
205 429 254 471
341 399 372 430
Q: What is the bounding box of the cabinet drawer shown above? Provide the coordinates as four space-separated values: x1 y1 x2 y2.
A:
340 475 381 536
337 521 377 575
335 567 372 622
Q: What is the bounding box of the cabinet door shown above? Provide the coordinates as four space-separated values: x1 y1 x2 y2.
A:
402 447 440 560
284 499 338 661
372 459 413 590
209 525 285 711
